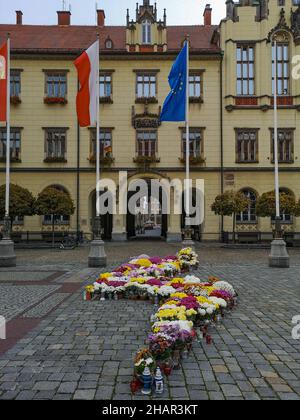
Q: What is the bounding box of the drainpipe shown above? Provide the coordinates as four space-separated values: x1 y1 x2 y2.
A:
76 78 80 243
220 51 224 239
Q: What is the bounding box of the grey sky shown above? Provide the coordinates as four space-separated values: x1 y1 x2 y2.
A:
0 0 226 26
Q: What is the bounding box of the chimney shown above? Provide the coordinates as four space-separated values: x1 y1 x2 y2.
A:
97 10 105 27
16 10 23 25
203 4 212 26
57 11 71 26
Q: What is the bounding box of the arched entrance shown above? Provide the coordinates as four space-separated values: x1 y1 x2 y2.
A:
90 190 113 240
181 188 203 242
126 179 168 240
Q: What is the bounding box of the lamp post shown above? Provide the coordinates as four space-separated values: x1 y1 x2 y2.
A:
269 34 289 268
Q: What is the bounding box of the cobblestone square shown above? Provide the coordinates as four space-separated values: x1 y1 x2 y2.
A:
0 243 300 400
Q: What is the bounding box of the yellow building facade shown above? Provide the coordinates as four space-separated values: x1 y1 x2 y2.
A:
0 0 300 243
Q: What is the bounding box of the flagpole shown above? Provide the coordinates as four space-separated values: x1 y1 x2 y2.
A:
0 33 16 267
273 39 281 237
96 34 100 221
88 33 107 268
183 35 193 245
5 34 10 220
269 34 289 268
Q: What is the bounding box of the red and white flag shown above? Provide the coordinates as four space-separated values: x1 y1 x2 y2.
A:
74 40 99 127
0 41 8 122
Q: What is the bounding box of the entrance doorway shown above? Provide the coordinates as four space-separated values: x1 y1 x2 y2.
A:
126 180 168 240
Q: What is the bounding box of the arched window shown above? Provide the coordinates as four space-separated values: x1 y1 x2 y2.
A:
142 20 151 44
43 185 70 225
236 189 257 223
272 35 290 96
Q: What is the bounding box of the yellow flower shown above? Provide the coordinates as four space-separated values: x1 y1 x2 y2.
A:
186 309 197 317
166 300 179 306
130 277 146 284
196 296 212 304
171 293 188 299
135 259 152 268
170 278 184 284
100 273 113 279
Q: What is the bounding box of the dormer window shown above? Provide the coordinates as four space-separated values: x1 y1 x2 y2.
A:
105 38 113 49
142 19 151 44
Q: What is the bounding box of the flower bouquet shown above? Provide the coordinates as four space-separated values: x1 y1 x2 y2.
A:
177 248 199 270
134 349 156 379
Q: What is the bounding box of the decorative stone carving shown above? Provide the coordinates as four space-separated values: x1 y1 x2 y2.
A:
267 8 293 42
291 6 300 45
132 105 161 129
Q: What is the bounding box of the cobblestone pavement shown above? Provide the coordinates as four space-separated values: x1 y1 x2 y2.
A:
0 243 299 400
8 242 300 271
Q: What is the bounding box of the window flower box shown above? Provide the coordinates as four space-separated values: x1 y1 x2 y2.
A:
44 157 67 163
10 96 22 105
189 96 203 104
100 96 113 104
179 156 206 165
44 97 68 105
0 157 21 163
133 155 160 164
89 155 115 165
135 96 158 104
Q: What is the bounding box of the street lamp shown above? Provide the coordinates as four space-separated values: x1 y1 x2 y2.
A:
269 32 290 268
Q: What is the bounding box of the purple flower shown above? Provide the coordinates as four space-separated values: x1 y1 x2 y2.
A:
149 257 162 264
147 278 163 286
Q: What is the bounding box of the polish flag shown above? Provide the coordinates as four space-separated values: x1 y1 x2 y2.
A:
0 41 8 122
74 40 99 127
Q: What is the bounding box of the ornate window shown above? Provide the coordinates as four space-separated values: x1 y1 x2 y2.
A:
272 41 289 95
270 129 294 163
236 189 257 223
236 45 255 96
0 128 21 162
142 19 151 44
45 71 67 98
136 73 157 99
136 130 157 157
182 128 203 159
99 73 112 99
90 128 113 159
44 128 67 162
236 129 258 163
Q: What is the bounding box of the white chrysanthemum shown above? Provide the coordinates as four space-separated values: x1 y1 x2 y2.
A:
184 275 201 284
198 309 206 316
214 281 235 296
209 296 227 308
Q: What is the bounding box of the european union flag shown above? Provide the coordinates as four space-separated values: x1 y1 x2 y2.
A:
160 43 187 122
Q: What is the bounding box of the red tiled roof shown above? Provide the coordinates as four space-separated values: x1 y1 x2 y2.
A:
167 25 219 52
0 24 220 54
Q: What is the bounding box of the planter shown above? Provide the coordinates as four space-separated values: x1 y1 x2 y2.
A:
10 96 22 105
44 97 68 105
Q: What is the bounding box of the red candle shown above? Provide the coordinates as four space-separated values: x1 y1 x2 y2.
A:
206 335 212 345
